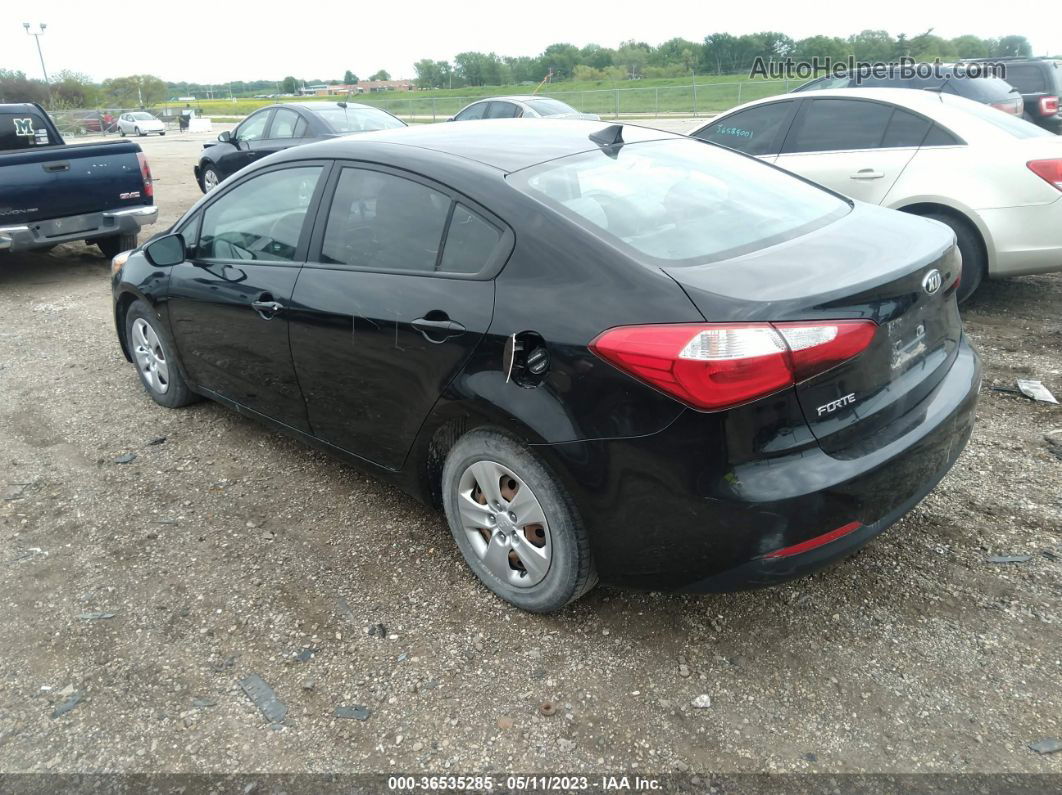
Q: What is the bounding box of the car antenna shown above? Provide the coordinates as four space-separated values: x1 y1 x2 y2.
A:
337 101 348 109
589 124 624 157
924 75 950 100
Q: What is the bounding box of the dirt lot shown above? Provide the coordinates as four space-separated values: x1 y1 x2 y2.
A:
0 127 1060 777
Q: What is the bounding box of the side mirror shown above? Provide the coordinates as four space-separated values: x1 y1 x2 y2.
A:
144 233 186 267
218 130 232 143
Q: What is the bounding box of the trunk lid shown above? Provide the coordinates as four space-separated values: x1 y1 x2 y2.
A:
664 203 963 453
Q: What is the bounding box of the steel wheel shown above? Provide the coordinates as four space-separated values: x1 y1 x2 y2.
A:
457 460 551 588
203 168 219 192
131 317 170 395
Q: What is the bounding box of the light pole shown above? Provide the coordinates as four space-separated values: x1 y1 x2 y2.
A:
22 23 50 85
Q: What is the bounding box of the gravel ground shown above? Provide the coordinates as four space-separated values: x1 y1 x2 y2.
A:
0 127 1060 776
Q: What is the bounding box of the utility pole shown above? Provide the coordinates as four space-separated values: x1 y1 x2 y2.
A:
23 22 50 98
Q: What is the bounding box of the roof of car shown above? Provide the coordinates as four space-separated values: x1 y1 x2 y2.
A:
728 86 986 112
465 95 567 104
298 118 681 172
283 101 379 112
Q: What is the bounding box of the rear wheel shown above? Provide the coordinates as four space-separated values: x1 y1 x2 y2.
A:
97 233 138 260
124 300 198 408
919 212 985 303
442 430 596 612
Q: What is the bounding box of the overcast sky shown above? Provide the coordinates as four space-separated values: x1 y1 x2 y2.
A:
3 0 1059 85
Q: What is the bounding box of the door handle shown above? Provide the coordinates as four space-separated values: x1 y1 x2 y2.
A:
850 168 885 180
43 161 70 173
251 294 284 319
412 315 465 342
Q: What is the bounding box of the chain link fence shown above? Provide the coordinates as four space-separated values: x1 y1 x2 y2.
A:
49 79 795 135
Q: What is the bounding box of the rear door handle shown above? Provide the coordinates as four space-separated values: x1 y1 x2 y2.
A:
251 294 284 319
850 168 884 180
43 161 70 173
412 315 465 342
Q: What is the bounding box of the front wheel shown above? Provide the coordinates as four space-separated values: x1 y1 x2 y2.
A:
124 300 198 408
442 430 596 612
119 128 126 137
200 164 220 193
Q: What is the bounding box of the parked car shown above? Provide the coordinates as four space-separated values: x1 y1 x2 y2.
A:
112 119 979 612
962 57 1061 132
0 102 157 258
692 88 1062 301
449 95 599 121
118 111 166 137
794 65 1024 116
194 101 405 192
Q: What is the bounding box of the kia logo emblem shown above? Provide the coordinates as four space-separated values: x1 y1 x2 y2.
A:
922 269 942 295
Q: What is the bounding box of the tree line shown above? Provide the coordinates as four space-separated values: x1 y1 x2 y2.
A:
0 30 1042 109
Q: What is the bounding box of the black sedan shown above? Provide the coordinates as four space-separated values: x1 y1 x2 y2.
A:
112 120 980 612
193 101 405 192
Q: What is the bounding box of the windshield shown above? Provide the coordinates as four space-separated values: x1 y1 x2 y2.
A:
314 107 405 133
510 139 849 265
131 113 155 120
525 98 578 116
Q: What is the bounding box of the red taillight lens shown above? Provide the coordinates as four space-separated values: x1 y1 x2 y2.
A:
1040 95 1059 116
991 98 1022 115
136 152 154 198
589 320 878 411
1028 159 1062 192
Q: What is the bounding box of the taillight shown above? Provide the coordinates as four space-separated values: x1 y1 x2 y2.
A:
589 320 878 411
1040 95 1059 116
990 98 1022 115
137 152 154 198
1028 159 1062 191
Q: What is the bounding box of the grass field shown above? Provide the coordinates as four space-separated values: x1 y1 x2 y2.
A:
176 74 795 122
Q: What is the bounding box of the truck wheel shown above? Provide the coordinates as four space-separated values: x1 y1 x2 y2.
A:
125 299 198 408
442 429 597 613
97 233 138 260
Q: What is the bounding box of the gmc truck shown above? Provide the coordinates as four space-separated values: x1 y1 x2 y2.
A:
0 102 157 258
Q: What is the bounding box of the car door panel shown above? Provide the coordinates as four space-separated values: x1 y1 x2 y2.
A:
774 149 917 204
166 164 328 432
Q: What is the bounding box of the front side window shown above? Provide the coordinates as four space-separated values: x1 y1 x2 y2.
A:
270 108 300 138
455 102 488 121
197 166 322 262
695 102 793 155
511 139 848 265
236 111 271 142
787 99 893 153
321 168 450 272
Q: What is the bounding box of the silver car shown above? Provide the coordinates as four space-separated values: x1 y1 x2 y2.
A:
450 95 599 122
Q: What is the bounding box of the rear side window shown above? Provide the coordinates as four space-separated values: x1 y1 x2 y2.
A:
270 109 300 138
198 166 322 261
321 168 450 272
511 138 849 265
486 102 518 119
787 99 893 152
438 205 503 274
881 108 933 148
0 112 51 150
696 102 793 155
922 124 963 146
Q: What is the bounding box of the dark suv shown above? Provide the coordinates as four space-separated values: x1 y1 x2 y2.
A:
963 58 1061 132
794 65 1023 116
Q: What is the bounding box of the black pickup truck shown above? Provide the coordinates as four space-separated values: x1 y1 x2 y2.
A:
0 102 158 258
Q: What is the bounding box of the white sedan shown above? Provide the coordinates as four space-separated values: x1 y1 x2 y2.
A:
692 88 1062 301
118 112 166 137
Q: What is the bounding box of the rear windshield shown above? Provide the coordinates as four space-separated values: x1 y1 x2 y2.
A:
950 98 1054 138
314 107 405 133
525 98 578 116
510 139 850 265
0 112 52 150
953 76 1021 102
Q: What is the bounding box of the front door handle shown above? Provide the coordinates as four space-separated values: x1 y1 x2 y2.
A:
251 294 284 319
43 161 70 173
850 168 885 180
412 315 465 342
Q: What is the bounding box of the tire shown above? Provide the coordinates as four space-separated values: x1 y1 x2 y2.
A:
124 299 198 408
200 164 221 193
97 233 138 260
441 429 596 612
920 212 985 303
160 131 166 136
135 127 143 136
119 128 126 137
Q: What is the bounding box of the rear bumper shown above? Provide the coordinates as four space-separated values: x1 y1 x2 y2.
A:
980 198 1062 277
0 205 157 252
540 338 981 590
